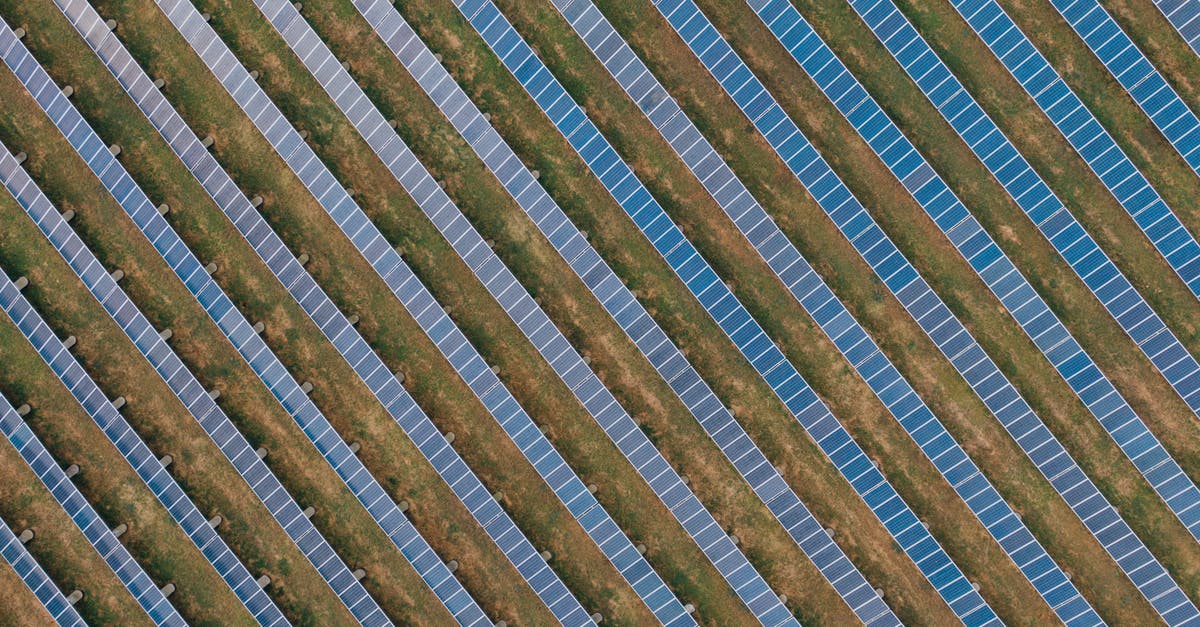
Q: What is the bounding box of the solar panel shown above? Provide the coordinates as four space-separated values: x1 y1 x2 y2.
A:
1152 0 1200 56
0 507 88 626
944 0 1200 302
748 0 1200 565
0 24 393 626
444 0 1111 622
640 0 1198 622
845 0 1200 542
60 0 686 623
184 0 793 622
1048 0 1200 180
352 1 897 623
0 386 185 626
0 149 290 627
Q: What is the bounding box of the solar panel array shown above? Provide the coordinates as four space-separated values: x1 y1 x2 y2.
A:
0 480 88 626
1153 0 1200 57
640 0 1200 620
0 0 1198 621
947 0 1200 302
70 1 686 623
0 147 290 627
210 0 799 623
1052 0 1200 174
0 26 395 626
0 363 185 627
744 0 1200 545
354 0 902 623
547 0 1024 621
444 0 1103 623
847 0 1200 532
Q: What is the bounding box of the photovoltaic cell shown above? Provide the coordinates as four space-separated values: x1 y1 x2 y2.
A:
0 147 290 627
1046 0 1200 177
0 491 88 626
0 24 392 626
0 379 184 626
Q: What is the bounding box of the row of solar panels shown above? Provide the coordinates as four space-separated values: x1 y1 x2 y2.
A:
844 0 1200 543
1049 0 1200 174
448 0 1099 624
0 505 87 626
236 0 812 623
0 148 291 627
1155 0 1200 55
647 0 1200 622
0 296 185 626
547 0 1015 622
0 24 397 626
951 0 1200 302
63 0 692 622
748 0 1200 547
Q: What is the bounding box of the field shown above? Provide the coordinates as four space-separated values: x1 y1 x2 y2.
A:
0 0 1198 624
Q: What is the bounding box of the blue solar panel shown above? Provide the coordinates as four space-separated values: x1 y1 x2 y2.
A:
942 0 1200 303
545 0 1024 622
0 24 394 626
358 0 900 623
0 386 185 626
0 149 290 627
0 506 88 626
1047 0 1200 177
1152 0 1200 56
229 0 795 622
752 0 1200 571
844 0 1200 536
69 0 682 623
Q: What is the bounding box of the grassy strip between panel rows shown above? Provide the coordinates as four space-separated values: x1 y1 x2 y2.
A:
0 198 257 624
498 0 1194 623
0 8 459 622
